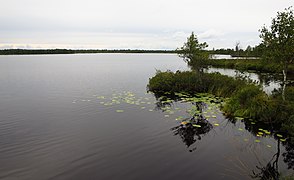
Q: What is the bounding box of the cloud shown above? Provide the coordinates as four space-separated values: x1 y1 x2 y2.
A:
198 29 224 40
171 31 190 40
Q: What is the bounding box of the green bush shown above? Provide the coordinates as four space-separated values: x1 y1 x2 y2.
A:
222 85 269 119
148 71 253 97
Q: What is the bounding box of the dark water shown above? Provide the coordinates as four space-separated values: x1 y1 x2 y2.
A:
0 54 293 180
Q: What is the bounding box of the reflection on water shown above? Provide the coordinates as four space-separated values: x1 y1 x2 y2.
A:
205 67 293 94
152 91 294 178
252 140 280 179
171 102 213 152
0 54 293 179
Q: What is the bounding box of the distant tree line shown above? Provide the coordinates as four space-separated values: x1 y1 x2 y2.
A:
209 44 265 57
0 49 177 55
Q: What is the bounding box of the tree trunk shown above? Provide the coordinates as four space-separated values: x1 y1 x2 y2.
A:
282 68 287 101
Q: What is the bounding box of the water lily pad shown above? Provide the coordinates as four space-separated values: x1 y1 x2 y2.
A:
266 145 272 148
192 124 201 128
255 140 261 143
175 116 183 120
276 134 283 138
116 110 124 113
214 123 220 126
238 128 243 131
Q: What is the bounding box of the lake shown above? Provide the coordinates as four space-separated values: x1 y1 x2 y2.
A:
0 54 293 179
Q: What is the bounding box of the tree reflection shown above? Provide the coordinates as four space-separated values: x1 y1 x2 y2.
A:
170 102 213 152
282 138 294 170
251 140 281 180
241 120 294 172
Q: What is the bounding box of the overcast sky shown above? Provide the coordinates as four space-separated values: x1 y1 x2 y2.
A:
0 0 293 50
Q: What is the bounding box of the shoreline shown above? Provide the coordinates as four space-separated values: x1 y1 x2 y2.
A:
0 49 178 55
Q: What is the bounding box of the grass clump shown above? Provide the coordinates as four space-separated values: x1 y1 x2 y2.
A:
148 70 255 97
148 71 294 135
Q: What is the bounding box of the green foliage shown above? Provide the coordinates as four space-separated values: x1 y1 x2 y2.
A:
223 86 272 120
260 6 294 74
204 59 294 74
209 44 265 57
272 86 294 101
148 71 294 133
148 70 202 93
177 32 209 72
148 70 254 97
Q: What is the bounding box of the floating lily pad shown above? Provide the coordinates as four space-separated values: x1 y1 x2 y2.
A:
181 121 188 125
175 116 183 121
116 110 124 113
192 124 201 128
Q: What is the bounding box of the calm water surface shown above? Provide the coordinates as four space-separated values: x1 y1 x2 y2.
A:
0 54 293 180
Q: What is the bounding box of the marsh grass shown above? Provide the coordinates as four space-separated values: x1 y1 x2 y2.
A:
148 71 294 136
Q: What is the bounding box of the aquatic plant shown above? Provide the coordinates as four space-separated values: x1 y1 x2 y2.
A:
148 70 294 136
